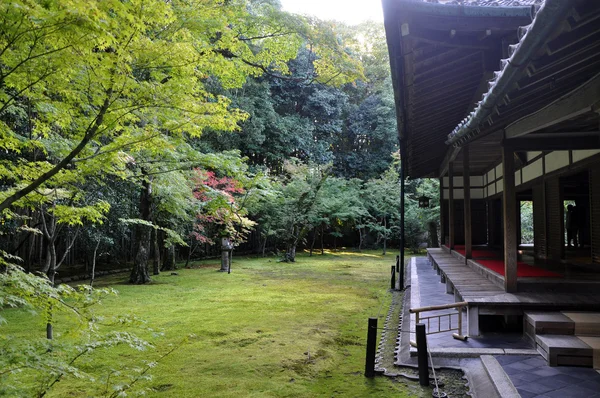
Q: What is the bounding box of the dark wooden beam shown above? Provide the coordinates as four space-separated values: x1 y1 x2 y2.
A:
439 177 445 247
502 146 518 293
505 72 600 138
505 134 600 151
439 146 461 178
463 146 472 262
448 162 455 250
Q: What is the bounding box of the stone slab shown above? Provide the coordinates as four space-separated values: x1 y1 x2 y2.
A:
481 355 520 398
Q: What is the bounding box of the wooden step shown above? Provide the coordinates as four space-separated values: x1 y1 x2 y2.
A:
562 312 600 336
535 334 593 367
524 311 575 339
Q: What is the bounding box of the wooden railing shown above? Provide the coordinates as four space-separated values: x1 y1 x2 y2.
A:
409 302 468 346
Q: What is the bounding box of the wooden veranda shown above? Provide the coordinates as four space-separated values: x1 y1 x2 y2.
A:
383 0 600 335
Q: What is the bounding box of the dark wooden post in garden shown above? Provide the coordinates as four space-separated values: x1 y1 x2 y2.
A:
416 323 429 386
502 146 518 293
448 162 455 250
365 317 378 378
463 146 472 261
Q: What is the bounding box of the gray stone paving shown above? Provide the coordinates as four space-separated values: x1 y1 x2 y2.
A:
495 354 600 398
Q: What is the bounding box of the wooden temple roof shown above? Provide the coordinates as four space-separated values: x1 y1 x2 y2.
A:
383 0 600 177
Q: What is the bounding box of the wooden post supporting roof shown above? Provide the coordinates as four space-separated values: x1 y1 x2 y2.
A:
439 177 445 246
463 147 472 261
448 162 455 250
590 166 600 264
502 146 517 293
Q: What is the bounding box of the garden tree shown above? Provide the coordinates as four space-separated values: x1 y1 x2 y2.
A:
335 93 398 179
244 177 282 257
310 177 369 253
0 0 363 216
191 168 255 271
124 141 249 282
267 52 350 166
332 22 398 179
200 50 355 173
520 201 534 244
19 188 110 339
0 260 185 397
363 165 401 255
271 160 328 262
402 177 441 251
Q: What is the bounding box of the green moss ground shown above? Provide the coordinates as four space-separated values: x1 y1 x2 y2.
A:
3 250 422 397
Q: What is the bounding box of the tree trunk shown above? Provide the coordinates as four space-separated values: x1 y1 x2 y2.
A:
90 240 100 287
162 246 175 271
130 178 152 284
382 217 387 255
310 228 317 256
46 241 57 340
287 245 296 262
185 238 195 268
320 224 325 255
261 235 267 257
130 226 151 284
152 227 160 275
358 227 364 252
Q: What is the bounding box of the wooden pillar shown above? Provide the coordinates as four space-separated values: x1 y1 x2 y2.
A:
533 183 547 261
488 200 495 247
502 146 517 293
591 166 600 264
439 177 445 246
448 162 455 250
463 147 472 260
545 177 564 261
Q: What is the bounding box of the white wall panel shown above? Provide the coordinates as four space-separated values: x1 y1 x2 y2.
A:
545 151 569 173
572 150 600 163
471 176 484 186
471 188 484 199
526 151 542 162
522 159 543 183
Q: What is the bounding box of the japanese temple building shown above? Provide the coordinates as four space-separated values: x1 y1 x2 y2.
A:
383 0 600 341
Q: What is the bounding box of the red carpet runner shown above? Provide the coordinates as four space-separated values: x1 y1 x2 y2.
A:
443 245 562 278
476 259 562 278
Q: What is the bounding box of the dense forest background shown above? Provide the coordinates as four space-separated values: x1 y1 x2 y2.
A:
0 0 440 285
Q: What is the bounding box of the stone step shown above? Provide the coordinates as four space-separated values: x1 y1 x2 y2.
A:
524 311 575 338
535 334 594 368
525 311 600 338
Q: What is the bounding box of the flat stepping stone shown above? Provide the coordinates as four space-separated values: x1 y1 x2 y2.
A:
535 334 593 367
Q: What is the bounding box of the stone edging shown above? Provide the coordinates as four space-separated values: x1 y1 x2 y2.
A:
480 355 521 398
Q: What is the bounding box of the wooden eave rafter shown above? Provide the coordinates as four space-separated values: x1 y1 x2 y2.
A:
505 72 600 138
382 0 536 178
